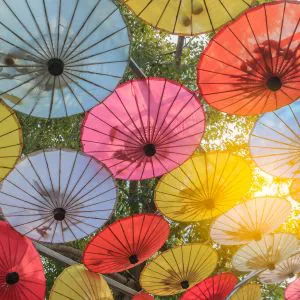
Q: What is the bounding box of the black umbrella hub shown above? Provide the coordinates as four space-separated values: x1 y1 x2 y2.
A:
48 58 64 76
144 143 156 157
266 76 282 91
6 272 19 285
53 207 66 221
129 254 139 264
180 280 189 289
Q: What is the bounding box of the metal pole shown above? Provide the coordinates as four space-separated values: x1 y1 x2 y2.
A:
129 58 147 78
34 242 138 297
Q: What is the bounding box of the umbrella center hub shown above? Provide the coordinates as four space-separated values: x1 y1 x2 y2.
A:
6 272 19 285
202 198 214 209
266 76 282 91
48 58 64 76
129 254 139 264
267 263 276 271
53 207 66 221
144 144 156 157
180 280 189 289
252 231 262 241
288 272 295 278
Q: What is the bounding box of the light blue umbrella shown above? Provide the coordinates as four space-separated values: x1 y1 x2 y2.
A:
250 99 300 179
0 0 130 118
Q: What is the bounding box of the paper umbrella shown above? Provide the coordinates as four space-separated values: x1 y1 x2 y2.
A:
0 0 130 118
0 221 46 300
155 151 252 222
132 292 154 300
0 100 22 181
232 233 299 272
49 264 113 300
210 197 291 245
180 273 238 300
197 1 300 115
0 149 117 243
259 254 300 284
81 77 205 180
290 179 300 202
250 98 300 179
83 214 169 274
231 283 261 300
140 243 218 296
122 0 254 36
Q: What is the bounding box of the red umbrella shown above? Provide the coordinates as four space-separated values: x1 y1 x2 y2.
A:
285 279 300 300
0 221 45 300
180 273 238 300
133 291 155 300
81 77 205 180
197 1 300 115
83 213 170 273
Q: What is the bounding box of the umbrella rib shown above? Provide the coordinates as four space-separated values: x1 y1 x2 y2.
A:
263 5 274 74
172 0 181 35
57 75 68 116
203 0 215 33
63 67 122 79
56 0 62 58
42 0 55 58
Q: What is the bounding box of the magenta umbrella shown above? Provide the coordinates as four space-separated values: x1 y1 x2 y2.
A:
81 78 205 180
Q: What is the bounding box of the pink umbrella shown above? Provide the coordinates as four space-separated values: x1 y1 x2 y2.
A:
81 78 205 180
285 279 300 300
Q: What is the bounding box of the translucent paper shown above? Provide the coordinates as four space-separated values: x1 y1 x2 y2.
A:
231 283 261 300
250 99 300 178
123 0 253 36
210 197 291 245
232 234 299 272
0 101 22 181
0 221 45 300
290 179 300 202
197 1 300 115
155 152 252 222
83 214 169 273
140 243 218 296
0 0 130 118
180 273 237 300
49 264 113 300
0 149 117 243
81 78 205 180
133 292 154 300
285 279 300 300
259 254 300 284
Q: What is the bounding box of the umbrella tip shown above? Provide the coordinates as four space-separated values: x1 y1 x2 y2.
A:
180 280 189 289
266 76 282 91
144 144 156 157
48 58 64 76
6 272 19 285
252 231 262 241
53 207 66 221
288 272 295 278
267 263 276 271
129 254 139 264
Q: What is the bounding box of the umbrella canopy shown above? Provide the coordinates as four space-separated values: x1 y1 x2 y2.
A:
122 0 254 36
210 197 291 245
49 264 113 300
197 1 300 115
81 77 205 180
83 214 169 274
0 0 130 118
285 279 300 300
0 221 45 300
290 179 300 202
249 99 300 178
0 100 22 181
0 149 117 243
259 254 300 284
231 283 261 300
232 233 299 272
155 151 252 222
140 243 218 296
180 273 238 300
133 292 154 300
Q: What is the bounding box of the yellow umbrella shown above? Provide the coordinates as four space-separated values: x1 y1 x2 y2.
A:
49 264 113 300
122 0 254 36
155 152 252 222
210 197 291 245
139 243 218 296
231 283 262 300
290 179 300 202
0 100 22 181
232 234 299 272
259 254 300 284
